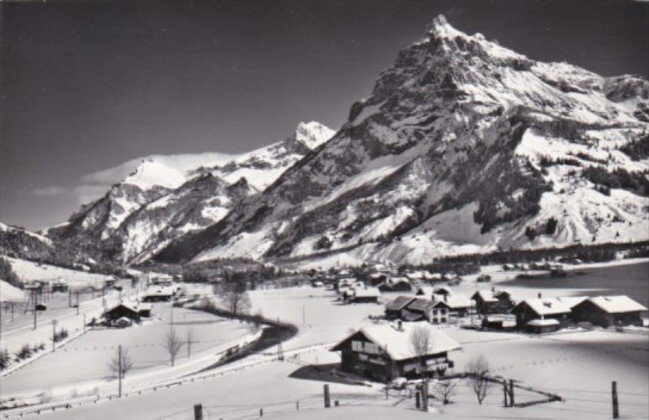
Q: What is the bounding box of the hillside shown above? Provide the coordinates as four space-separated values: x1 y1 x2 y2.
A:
154 15 649 266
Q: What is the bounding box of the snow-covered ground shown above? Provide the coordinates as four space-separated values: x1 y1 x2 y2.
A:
5 259 644 420
1 304 252 397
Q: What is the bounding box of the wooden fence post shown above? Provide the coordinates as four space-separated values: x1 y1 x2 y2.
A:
193 404 203 420
324 384 331 408
612 381 619 419
509 379 515 406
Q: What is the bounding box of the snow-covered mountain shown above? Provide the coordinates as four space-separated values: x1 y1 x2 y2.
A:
155 15 649 266
48 122 335 264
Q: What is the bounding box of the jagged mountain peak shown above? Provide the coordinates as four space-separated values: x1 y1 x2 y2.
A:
155 17 648 266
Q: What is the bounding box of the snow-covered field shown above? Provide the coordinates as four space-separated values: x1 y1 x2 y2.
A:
1 304 252 397
3 259 643 420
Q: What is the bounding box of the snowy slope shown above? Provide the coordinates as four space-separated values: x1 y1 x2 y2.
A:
48 122 334 264
155 15 649 266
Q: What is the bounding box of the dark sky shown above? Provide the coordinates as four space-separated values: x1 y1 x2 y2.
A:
1 0 648 230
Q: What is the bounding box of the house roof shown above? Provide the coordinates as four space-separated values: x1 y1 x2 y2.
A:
585 295 648 314
432 294 471 309
331 322 461 361
385 296 416 311
352 287 381 298
103 303 139 317
471 290 498 303
556 296 588 309
514 298 571 316
406 298 435 312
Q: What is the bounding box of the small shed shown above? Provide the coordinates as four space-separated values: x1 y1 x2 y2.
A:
570 296 647 327
137 303 153 317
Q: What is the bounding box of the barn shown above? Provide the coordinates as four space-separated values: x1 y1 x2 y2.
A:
331 322 461 382
570 296 647 327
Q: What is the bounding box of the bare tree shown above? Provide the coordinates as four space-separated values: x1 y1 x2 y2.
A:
108 346 134 379
433 379 457 405
163 329 184 366
410 324 433 376
108 345 134 397
466 355 493 405
185 328 195 358
219 282 251 317
410 324 434 411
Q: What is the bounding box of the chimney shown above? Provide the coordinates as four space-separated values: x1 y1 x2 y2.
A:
444 294 448 303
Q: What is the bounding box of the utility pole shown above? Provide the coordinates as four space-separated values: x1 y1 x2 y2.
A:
422 378 429 412
503 380 509 407
118 345 123 398
51 319 58 352
76 291 80 315
68 290 72 308
33 290 38 330
612 381 619 419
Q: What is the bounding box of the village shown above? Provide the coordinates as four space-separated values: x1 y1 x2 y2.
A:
0 256 647 419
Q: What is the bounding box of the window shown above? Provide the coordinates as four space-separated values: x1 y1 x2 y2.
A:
351 341 363 352
364 342 380 354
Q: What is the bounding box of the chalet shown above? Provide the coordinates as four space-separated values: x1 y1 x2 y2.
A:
378 278 412 293
346 287 381 304
401 298 435 322
102 303 140 326
431 293 472 317
432 287 453 297
331 322 461 382
471 289 515 315
570 296 647 327
511 298 572 330
384 296 416 319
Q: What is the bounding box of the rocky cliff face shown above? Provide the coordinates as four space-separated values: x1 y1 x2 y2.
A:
47 122 334 264
155 15 649 266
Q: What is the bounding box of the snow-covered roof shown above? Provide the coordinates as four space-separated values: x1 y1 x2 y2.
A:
585 296 647 314
332 322 461 361
432 294 471 309
515 298 571 316
528 318 560 327
353 287 381 298
385 296 416 311
556 296 588 309
406 298 435 312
